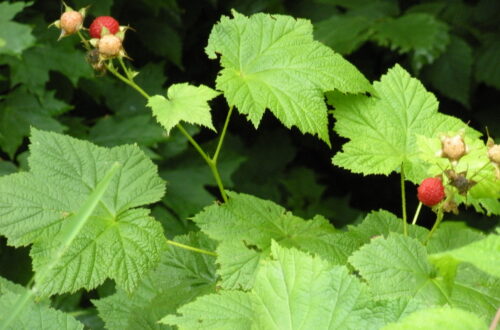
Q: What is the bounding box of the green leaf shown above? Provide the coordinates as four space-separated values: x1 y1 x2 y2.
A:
347 210 429 245
427 222 484 254
137 19 183 68
382 306 488 330
147 83 219 134
164 243 377 329
0 129 166 295
4 41 93 94
314 15 373 54
161 290 253 329
0 278 83 329
430 233 500 278
206 10 372 144
94 232 217 330
349 233 450 304
0 87 70 158
252 242 374 329
330 64 478 183
89 115 166 147
0 160 17 176
0 2 35 56
475 35 500 90
422 36 473 107
451 264 500 320
193 192 359 289
372 13 449 71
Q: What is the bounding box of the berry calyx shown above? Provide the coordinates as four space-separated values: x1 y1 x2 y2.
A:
97 34 122 57
417 177 445 207
89 16 120 38
440 134 467 162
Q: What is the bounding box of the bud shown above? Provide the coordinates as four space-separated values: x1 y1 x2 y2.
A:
60 11 83 35
440 134 467 162
50 2 87 40
487 141 500 165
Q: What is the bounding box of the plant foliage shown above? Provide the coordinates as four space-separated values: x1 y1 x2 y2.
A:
0 0 498 329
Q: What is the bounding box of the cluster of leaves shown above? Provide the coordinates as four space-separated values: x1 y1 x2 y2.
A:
0 1 499 329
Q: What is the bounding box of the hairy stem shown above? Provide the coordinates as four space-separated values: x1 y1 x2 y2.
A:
411 202 423 225
212 106 233 163
106 62 229 201
400 166 408 236
425 207 444 244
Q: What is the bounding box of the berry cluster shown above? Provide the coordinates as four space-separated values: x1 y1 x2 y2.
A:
50 3 128 72
418 130 499 213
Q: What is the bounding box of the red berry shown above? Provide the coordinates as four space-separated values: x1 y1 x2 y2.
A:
417 178 445 207
89 16 119 38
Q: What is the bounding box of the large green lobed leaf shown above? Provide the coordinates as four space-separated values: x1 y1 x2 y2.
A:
163 243 379 329
193 191 358 290
206 10 372 145
0 129 166 295
330 64 478 182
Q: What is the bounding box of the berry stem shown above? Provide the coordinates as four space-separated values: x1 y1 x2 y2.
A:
411 202 423 225
105 61 229 203
166 239 217 257
425 206 444 244
76 29 91 50
400 166 408 236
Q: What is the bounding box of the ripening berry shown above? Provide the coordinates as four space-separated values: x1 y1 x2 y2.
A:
98 34 122 57
417 177 445 207
488 144 500 164
89 16 120 38
60 11 83 35
440 134 467 161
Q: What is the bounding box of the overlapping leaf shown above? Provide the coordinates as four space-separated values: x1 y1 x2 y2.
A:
382 306 488 330
94 232 217 330
193 192 358 289
147 83 219 134
347 210 429 245
422 36 473 107
89 115 165 147
163 243 378 329
330 64 478 183
0 278 83 329
0 129 166 295
0 87 70 158
475 35 500 90
430 233 500 278
372 13 449 70
451 264 500 320
0 2 35 56
206 10 372 144
349 233 450 304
